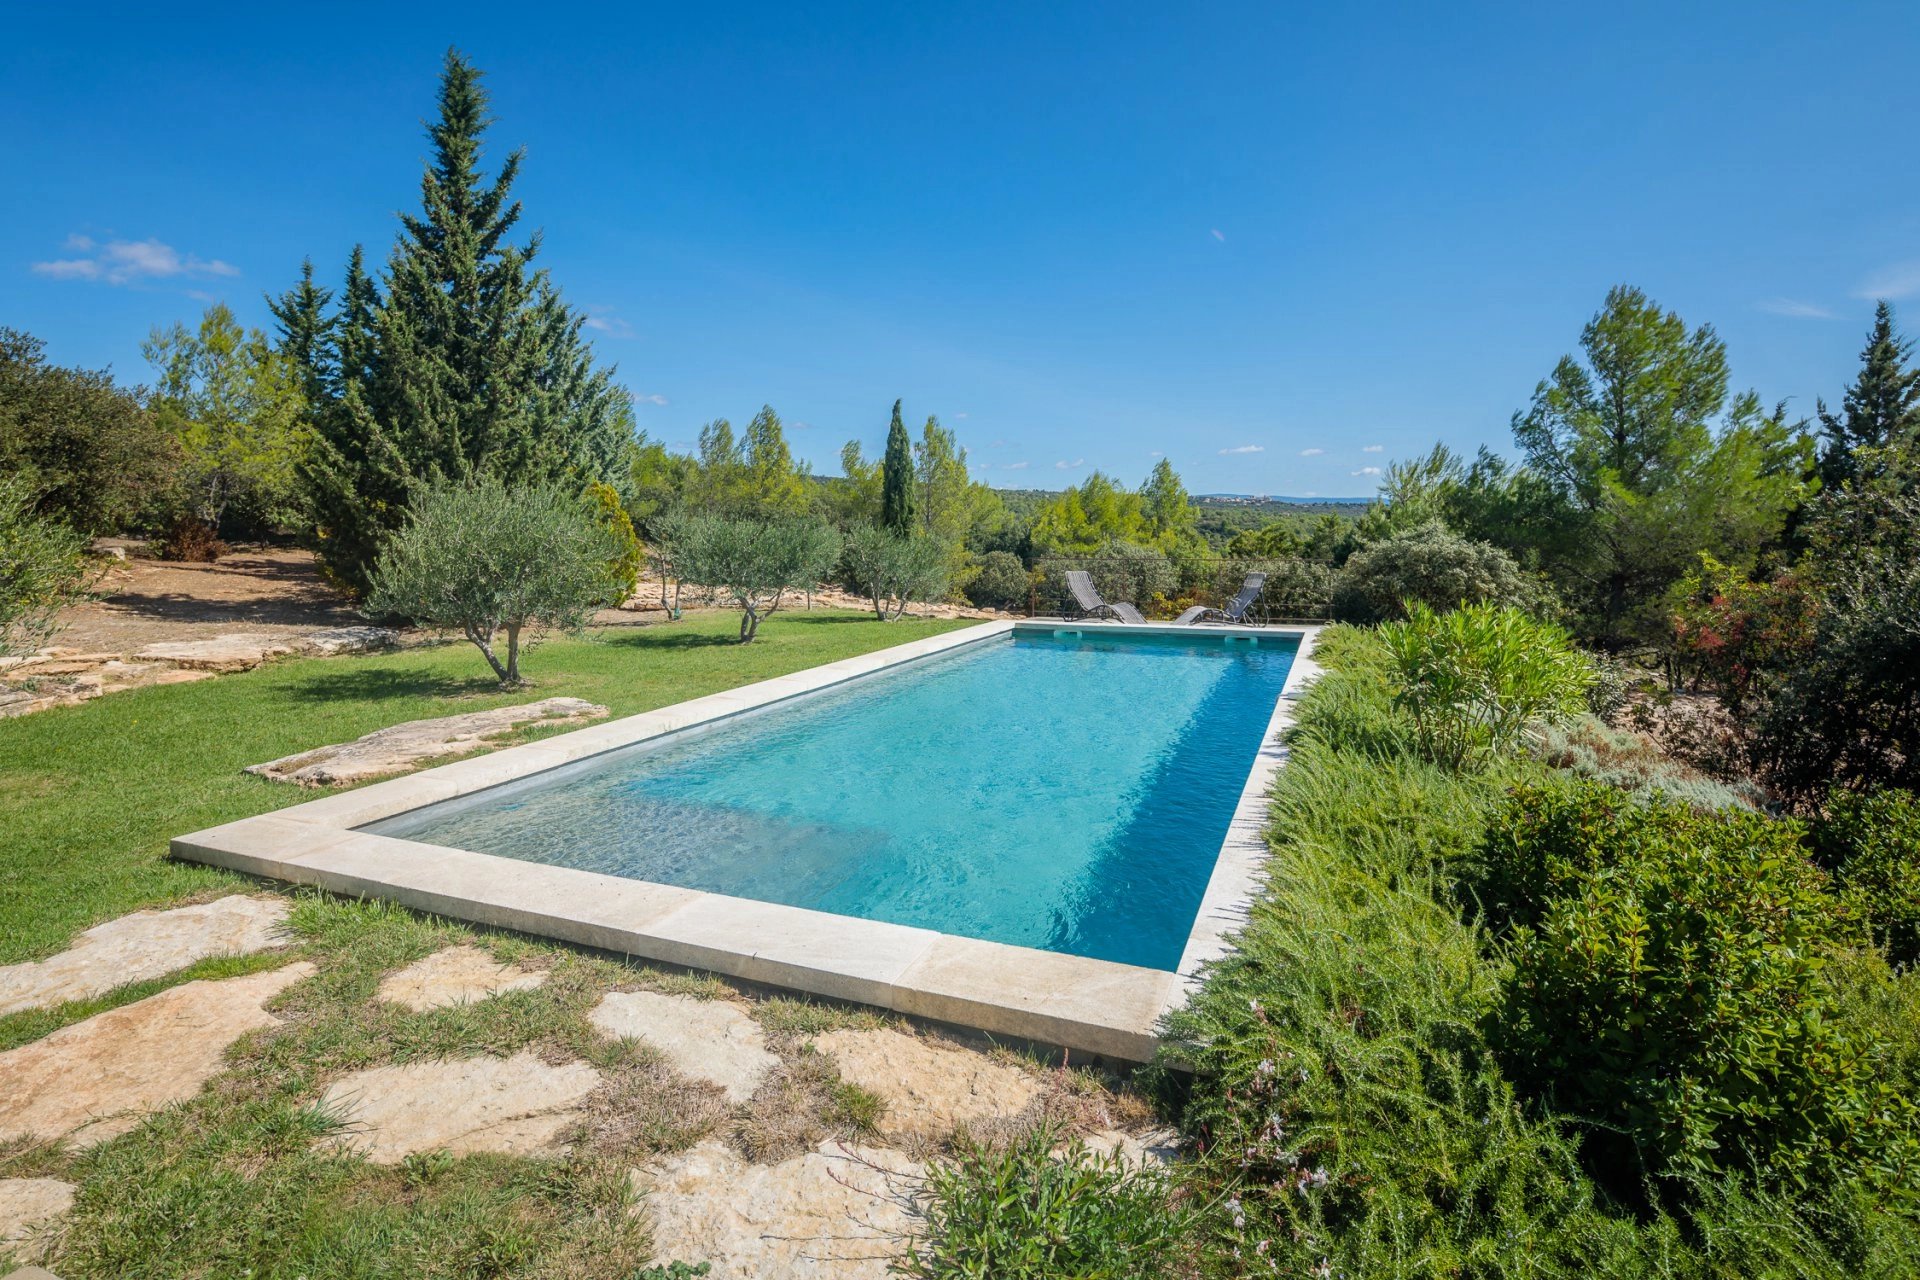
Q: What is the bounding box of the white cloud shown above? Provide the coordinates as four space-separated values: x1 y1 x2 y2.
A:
789 420 813 431
584 307 636 338
1351 466 1383 477
1210 228 1226 242
1148 450 1163 458
954 411 969 419
1054 458 1085 470
1299 447 1325 457
1855 261 1920 300
32 235 238 286
1361 444 1384 453
1756 297 1836 319
1218 444 1264 455
636 393 669 406
1005 460 1029 471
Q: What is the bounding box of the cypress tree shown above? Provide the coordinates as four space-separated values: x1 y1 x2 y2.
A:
880 399 916 534
1817 300 1920 490
265 259 333 406
273 49 631 592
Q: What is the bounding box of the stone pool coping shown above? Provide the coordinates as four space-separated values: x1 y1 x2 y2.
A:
173 618 1320 1062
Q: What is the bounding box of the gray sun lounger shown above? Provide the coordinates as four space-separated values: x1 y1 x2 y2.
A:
1175 571 1267 626
1065 570 1145 624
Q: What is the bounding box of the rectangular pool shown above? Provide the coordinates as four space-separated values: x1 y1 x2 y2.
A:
365 628 1298 971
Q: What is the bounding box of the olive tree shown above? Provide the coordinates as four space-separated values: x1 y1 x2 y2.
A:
841 525 951 621
671 514 841 641
365 477 619 685
0 472 91 658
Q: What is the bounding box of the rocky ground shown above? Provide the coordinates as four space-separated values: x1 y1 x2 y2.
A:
0 894 1169 1277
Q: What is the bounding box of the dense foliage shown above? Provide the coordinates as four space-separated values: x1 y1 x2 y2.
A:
273 51 631 592
1813 790 1920 969
838 524 950 621
0 326 176 535
1330 518 1540 623
0 471 92 657
902 1127 1195 1280
1158 627 1920 1278
364 477 619 684
1379 602 1593 770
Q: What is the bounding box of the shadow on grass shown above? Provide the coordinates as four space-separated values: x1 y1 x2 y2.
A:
280 665 505 705
601 629 743 651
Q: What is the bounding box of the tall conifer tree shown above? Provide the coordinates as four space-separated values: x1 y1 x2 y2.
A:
880 399 916 534
272 49 630 591
1817 301 1920 490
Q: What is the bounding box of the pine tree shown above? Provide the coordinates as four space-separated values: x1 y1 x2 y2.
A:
1817 301 1920 490
265 259 333 406
272 49 631 592
881 399 916 534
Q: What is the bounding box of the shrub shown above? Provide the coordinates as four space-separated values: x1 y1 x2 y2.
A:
1756 489 1920 805
583 480 642 606
1485 781 1916 1192
364 477 619 684
1039 541 1175 613
1667 552 1817 717
1583 651 1633 721
1533 715 1764 811
151 514 231 564
898 1125 1194 1280
1256 554 1335 618
670 514 840 642
1813 790 1920 969
1379 602 1594 771
963 549 1028 610
839 524 950 620
0 472 92 658
1331 519 1543 623
0 326 178 535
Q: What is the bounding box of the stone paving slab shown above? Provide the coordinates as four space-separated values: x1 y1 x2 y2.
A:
375 946 546 1012
812 1029 1042 1139
246 697 609 786
0 895 290 1018
317 1051 602 1163
0 962 315 1147
637 1138 923 1279
590 991 777 1103
0 1177 75 1263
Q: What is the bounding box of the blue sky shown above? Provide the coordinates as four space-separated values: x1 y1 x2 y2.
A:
5 3 1918 496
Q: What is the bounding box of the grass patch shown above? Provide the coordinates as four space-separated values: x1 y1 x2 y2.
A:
0 609 964 964
0 948 295 1051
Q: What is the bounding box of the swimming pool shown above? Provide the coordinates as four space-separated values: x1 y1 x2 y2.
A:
365 629 1298 972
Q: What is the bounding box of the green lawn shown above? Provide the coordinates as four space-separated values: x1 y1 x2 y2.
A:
0 609 967 965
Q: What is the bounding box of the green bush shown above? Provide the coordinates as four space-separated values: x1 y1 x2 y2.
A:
1485 781 1916 1191
1330 519 1544 623
0 471 93 658
1813 790 1920 969
584 479 643 605
962 549 1028 610
1379 602 1594 771
899 1125 1193 1280
364 477 618 684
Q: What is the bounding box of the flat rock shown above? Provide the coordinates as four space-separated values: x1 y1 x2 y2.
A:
1083 1127 1181 1168
0 1177 76 1262
0 963 315 1147
0 895 291 1018
132 632 297 672
377 945 547 1012
637 1138 922 1279
318 1051 601 1163
299 625 400 656
813 1029 1043 1139
590 991 777 1104
246 697 610 786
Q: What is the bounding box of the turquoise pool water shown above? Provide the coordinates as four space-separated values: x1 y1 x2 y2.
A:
367 629 1298 971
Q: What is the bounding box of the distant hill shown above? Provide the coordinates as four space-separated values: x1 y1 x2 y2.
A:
1195 493 1370 507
